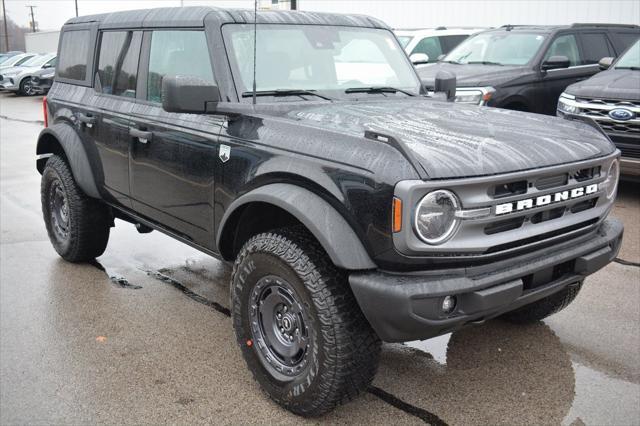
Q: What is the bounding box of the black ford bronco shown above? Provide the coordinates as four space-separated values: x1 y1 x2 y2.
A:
38 7 623 417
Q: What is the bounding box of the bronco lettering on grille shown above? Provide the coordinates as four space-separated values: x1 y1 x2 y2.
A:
495 184 598 215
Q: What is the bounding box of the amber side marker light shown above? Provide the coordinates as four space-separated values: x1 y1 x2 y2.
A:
392 197 402 233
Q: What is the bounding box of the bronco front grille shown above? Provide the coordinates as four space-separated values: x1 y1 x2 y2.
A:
393 153 617 258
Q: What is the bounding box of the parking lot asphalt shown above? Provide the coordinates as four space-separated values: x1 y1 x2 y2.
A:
1 92 639 425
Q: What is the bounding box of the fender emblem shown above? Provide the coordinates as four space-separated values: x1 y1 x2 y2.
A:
219 144 231 163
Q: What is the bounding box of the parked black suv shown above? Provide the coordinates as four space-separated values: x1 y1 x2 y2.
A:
418 24 639 115
38 7 623 416
558 39 640 179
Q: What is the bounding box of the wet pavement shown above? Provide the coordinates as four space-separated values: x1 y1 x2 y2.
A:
1 92 639 425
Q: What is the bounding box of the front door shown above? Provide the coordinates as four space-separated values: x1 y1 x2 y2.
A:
129 29 223 249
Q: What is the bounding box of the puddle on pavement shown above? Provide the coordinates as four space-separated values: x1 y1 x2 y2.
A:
88 228 639 425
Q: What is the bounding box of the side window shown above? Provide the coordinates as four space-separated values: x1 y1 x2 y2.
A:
544 34 581 67
580 33 614 64
411 36 443 62
97 31 142 97
439 35 468 54
57 30 90 80
147 30 214 103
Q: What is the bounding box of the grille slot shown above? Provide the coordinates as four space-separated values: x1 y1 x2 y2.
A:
571 198 598 214
535 174 568 190
484 217 525 235
617 143 640 159
574 166 600 182
531 206 565 224
491 180 527 199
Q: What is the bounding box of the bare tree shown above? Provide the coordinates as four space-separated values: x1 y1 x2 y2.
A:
0 13 28 52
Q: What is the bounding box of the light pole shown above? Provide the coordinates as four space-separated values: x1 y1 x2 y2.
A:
26 5 36 32
2 0 9 51
75 0 78 17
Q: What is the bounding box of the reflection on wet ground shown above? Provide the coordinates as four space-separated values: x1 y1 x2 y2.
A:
94 241 639 425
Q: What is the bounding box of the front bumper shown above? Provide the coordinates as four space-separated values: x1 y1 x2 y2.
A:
349 218 623 342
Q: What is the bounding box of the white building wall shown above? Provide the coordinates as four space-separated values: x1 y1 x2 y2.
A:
25 31 60 54
298 0 640 28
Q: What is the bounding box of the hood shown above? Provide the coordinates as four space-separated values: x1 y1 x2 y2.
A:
0 65 38 76
259 98 614 179
418 63 529 88
565 69 640 101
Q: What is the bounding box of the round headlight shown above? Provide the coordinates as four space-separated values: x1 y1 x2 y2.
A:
414 190 460 245
603 159 620 199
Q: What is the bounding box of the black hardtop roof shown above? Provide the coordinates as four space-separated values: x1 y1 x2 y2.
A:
491 23 639 33
63 6 389 30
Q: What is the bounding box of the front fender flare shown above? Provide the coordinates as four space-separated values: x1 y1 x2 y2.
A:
36 123 101 199
217 183 377 270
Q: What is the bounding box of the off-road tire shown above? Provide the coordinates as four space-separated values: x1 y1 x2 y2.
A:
501 282 582 324
41 155 111 262
231 227 381 417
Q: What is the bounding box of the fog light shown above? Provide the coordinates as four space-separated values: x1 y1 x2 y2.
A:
442 296 456 314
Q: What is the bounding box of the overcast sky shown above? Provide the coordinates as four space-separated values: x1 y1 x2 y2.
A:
2 0 260 31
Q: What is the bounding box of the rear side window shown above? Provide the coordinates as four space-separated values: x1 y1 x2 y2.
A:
97 31 142 97
57 30 90 80
439 35 468 54
411 36 442 61
544 34 581 67
147 30 214 103
580 33 614 64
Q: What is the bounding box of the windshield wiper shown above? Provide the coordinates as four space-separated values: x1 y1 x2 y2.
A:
439 60 462 64
614 66 640 70
241 89 334 101
467 61 503 66
344 86 415 96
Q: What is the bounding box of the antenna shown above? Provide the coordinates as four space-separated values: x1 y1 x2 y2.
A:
252 0 257 105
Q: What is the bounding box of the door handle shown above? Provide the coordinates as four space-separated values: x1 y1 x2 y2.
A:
129 127 153 144
77 113 95 128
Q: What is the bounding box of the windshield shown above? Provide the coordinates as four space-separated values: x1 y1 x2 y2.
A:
614 39 640 69
397 36 413 48
0 56 9 65
20 54 55 67
444 31 547 65
223 24 421 99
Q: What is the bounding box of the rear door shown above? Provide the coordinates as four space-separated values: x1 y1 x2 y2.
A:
90 30 143 207
128 29 223 249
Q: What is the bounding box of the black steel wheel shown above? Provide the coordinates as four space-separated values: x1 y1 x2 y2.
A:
250 275 313 379
232 227 380 417
41 155 111 262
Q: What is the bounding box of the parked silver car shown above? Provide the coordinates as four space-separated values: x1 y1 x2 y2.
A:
0 53 56 95
0 52 37 70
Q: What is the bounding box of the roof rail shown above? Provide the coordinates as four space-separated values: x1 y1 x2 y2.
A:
435 26 447 30
571 23 639 28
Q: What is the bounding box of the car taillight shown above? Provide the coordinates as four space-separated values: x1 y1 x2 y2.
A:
42 96 48 127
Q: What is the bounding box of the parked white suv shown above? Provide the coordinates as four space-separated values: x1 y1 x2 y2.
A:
395 27 486 67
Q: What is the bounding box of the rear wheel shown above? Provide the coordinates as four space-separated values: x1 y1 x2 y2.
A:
501 282 582 324
41 155 111 262
231 227 380 417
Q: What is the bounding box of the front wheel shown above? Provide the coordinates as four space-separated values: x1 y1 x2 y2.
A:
19 77 34 96
231 228 380 417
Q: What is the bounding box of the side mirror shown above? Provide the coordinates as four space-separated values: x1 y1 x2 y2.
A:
409 53 430 65
434 70 456 101
162 75 221 114
598 56 614 70
541 55 570 71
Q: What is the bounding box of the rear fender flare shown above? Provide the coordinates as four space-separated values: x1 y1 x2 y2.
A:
36 123 100 199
